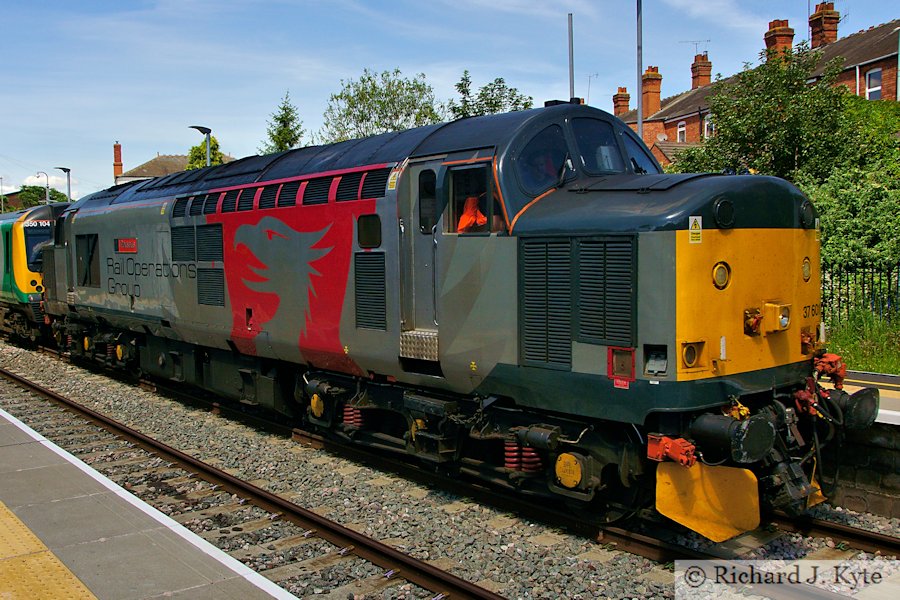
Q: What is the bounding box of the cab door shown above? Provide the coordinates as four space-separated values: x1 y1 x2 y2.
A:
398 162 442 372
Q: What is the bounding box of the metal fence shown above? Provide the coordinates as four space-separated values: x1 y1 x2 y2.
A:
821 262 900 323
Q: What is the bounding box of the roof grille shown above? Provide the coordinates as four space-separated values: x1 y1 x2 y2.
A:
172 197 189 218
188 196 204 216
202 193 219 214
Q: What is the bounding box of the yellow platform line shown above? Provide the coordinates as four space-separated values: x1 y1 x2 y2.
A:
0 501 96 599
844 378 900 391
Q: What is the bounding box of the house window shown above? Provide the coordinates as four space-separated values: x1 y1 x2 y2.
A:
865 68 882 100
704 115 715 139
677 121 687 143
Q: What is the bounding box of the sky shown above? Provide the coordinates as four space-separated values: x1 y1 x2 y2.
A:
1 0 896 200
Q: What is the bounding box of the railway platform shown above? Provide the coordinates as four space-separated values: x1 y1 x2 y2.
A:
0 407 295 599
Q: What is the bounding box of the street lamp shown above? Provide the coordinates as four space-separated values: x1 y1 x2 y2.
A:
189 125 212 167
56 167 72 202
0 176 5 213
36 171 50 204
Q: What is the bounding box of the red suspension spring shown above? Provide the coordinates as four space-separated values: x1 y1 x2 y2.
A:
66 335 73 348
106 344 115 359
504 440 522 470
520 447 543 472
342 405 364 428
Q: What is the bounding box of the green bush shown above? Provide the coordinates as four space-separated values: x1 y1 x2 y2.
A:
826 309 900 374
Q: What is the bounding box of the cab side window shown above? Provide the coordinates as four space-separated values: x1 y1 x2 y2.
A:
418 170 437 233
448 167 490 234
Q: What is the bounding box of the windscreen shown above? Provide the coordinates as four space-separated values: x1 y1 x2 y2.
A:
571 118 626 175
24 222 52 271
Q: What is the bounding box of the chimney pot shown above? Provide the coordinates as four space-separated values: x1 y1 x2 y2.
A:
765 18 795 55
809 2 840 48
613 87 631 116
641 66 663 118
691 52 712 89
113 142 123 180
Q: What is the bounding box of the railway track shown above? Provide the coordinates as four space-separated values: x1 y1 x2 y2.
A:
0 365 505 600
3 347 898 598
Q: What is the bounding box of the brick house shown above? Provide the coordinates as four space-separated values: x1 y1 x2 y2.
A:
113 142 234 185
614 3 900 165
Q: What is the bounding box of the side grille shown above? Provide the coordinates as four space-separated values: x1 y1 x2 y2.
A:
197 268 225 306
304 177 331 205
202 193 219 214
577 238 635 346
221 190 239 212
30 301 43 322
521 239 572 368
172 197 189 217
196 224 223 262
278 181 300 207
258 184 279 209
354 252 386 330
171 226 196 262
336 172 364 201
188 196 204 216
237 188 255 211
361 168 391 199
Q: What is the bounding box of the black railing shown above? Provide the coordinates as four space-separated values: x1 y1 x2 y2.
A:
821 262 900 323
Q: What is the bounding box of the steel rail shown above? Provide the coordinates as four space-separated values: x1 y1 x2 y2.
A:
770 511 900 556
0 366 507 600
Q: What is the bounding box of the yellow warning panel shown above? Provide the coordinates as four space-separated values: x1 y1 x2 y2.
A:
0 502 96 599
656 462 760 542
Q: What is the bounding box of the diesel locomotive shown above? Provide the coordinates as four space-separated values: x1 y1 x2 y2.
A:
19 101 882 541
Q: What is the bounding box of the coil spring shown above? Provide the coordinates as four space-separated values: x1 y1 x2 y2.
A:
106 344 115 359
504 440 521 470
342 405 364 428
66 335 72 348
520 446 543 472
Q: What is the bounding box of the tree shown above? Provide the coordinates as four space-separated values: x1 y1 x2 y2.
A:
10 185 68 209
259 91 305 154
448 70 533 119
319 68 443 143
673 43 846 182
186 135 227 170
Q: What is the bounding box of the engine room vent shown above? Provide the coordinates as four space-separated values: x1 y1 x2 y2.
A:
521 239 572 369
188 196 204 216
278 181 300 207
171 226 196 262
577 237 636 346
197 268 225 306
336 172 364 201
258 184 279 209
172 197 189 218
304 177 331 205
202 193 219 214
354 252 386 330
196 224 223 262
237 188 256 211
221 189 239 212
361 168 391 199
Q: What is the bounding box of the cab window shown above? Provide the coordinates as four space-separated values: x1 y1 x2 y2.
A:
447 165 504 234
24 226 52 271
516 125 568 196
621 132 661 174
571 118 625 175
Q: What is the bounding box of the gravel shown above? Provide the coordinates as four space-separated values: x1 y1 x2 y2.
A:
1 341 897 599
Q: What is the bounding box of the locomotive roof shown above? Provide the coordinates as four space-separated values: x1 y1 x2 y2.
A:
72 104 594 210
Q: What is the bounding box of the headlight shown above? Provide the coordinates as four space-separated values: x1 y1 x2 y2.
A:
801 257 811 282
779 306 791 329
712 261 731 289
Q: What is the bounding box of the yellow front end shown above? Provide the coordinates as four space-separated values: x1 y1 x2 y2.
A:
657 226 821 541
675 228 821 380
